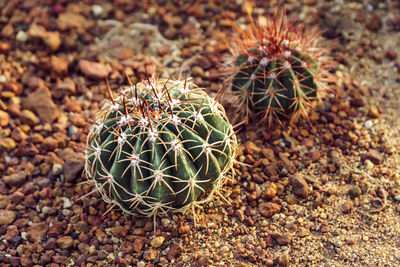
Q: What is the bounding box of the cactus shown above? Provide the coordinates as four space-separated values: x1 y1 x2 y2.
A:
225 8 331 125
84 74 238 220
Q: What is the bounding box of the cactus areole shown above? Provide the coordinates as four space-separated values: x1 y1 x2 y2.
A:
85 76 237 217
228 9 330 125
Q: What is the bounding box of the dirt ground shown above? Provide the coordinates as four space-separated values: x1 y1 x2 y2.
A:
0 0 399 266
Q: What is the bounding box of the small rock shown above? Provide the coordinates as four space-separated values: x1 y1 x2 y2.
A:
28 24 46 38
43 31 61 51
143 249 157 261
92 5 104 17
133 239 145 252
366 15 382 32
291 173 310 198
64 158 85 182
57 236 74 249
53 77 76 98
348 186 361 199
0 210 16 225
271 233 291 245
298 227 310 237
20 109 39 126
367 105 380 118
57 12 87 32
167 242 183 260
341 200 353 213
2 171 27 187
79 59 109 80
259 202 281 218
51 55 69 76
16 31 28 42
363 149 383 165
27 222 49 242
52 163 64 175
308 150 321 162
350 97 365 107
244 141 261 155
262 183 277 200
151 236 165 248
23 87 60 123
277 253 290 266
0 110 10 126
0 137 16 152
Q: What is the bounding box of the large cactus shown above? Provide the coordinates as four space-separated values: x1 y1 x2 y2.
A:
226 8 330 125
84 75 237 218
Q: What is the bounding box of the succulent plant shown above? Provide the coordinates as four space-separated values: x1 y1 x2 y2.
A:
225 7 331 125
84 74 238 220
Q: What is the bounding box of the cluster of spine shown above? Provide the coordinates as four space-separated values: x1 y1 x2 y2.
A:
84 75 238 217
226 8 330 125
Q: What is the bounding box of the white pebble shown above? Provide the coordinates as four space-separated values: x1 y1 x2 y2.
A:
92 5 104 17
16 31 28 42
364 120 373 129
52 163 64 175
0 75 6 83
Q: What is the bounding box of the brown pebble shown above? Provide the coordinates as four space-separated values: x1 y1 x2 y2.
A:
362 149 383 165
366 15 382 32
259 202 281 217
341 200 353 213
0 210 16 225
57 236 74 249
291 173 310 198
22 87 60 123
79 59 110 80
367 105 380 118
2 171 28 187
277 253 290 266
0 110 10 127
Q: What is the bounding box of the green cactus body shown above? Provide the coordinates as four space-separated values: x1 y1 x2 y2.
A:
85 78 237 216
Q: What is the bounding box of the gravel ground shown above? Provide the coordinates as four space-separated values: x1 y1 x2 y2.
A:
0 0 400 266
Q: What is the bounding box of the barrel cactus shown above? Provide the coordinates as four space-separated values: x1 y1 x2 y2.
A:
225 8 330 125
84 75 238 220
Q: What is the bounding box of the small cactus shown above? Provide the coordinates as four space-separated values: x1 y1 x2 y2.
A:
225 7 331 125
84 74 237 220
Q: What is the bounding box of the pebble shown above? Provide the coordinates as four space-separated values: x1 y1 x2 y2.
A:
277 253 290 266
341 200 353 213
151 236 165 248
259 202 281 217
363 149 383 165
27 222 49 242
2 171 27 187
0 210 16 225
143 249 158 261
79 59 110 80
167 242 183 260
57 236 74 249
22 87 60 123
92 5 104 17
0 110 10 126
20 109 39 126
43 31 61 51
64 158 85 182
54 77 76 98
51 55 69 76
291 173 310 198
348 186 362 199
367 105 380 118
16 31 28 42
52 163 64 175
